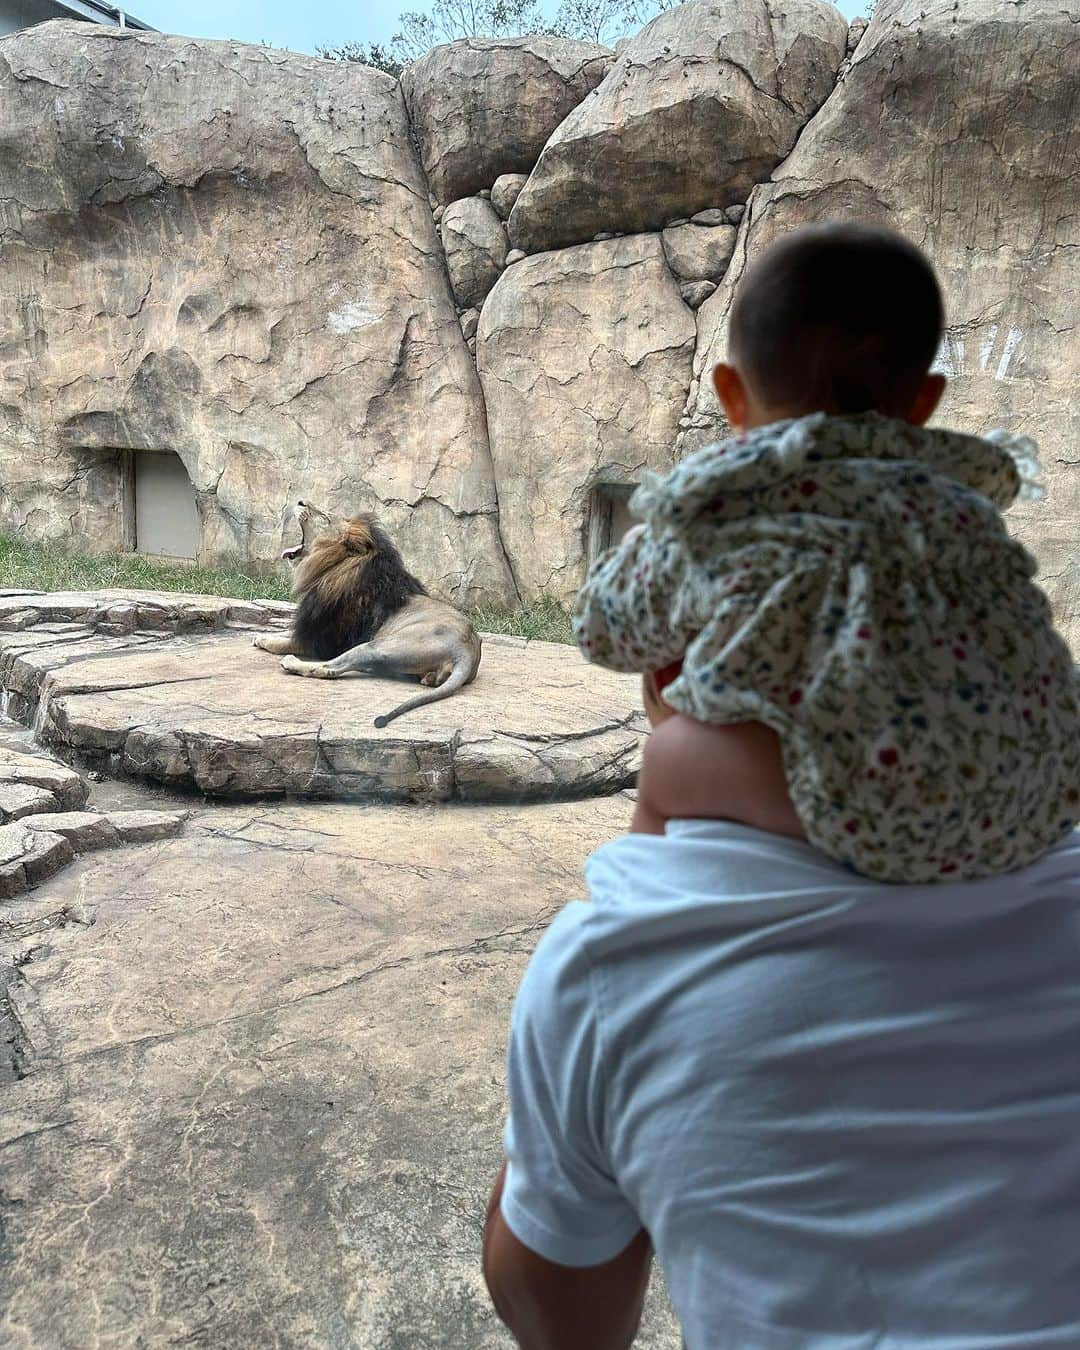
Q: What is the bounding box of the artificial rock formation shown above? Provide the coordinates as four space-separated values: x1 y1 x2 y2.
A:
0 4 1077 646
1 808 184 898
440 196 509 310
661 221 737 283
401 36 611 205
506 0 848 252
0 746 88 823
0 23 513 605
688 0 1080 644
679 279 718 310
477 235 695 599
491 172 529 219
0 738 184 898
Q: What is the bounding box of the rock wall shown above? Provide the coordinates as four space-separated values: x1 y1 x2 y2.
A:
686 0 1080 643
1 1 1077 644
478 235 696 596
0 24 513 604
506 0 847 252
401 36 611 206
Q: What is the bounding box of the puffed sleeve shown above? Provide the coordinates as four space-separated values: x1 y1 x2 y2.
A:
572 520 695 675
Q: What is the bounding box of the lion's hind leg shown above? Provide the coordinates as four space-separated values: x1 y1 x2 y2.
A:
420 662 454 688
281 639 407 681
281 654 326 678
281 652 357 679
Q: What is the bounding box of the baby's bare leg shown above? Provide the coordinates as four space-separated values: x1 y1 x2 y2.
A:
634 715 805 840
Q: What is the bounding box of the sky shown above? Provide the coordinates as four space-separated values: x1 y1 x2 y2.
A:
128 0 866 58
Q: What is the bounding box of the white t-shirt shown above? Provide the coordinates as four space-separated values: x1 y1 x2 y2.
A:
502 821 1080 1348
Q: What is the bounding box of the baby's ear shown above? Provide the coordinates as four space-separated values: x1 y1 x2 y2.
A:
905 372 947 427
712 363 749 429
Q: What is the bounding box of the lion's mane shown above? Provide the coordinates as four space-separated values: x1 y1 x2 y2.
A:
291 515 427 661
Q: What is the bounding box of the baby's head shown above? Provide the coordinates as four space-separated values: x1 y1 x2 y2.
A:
715 222 946 430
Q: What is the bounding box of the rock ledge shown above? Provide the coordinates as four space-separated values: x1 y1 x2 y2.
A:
1 592 645 804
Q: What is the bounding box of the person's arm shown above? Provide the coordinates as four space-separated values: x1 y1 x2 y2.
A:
485 907 651 1348
483 1163 652 1350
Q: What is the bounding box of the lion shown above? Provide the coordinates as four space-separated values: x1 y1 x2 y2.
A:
253 501 482 728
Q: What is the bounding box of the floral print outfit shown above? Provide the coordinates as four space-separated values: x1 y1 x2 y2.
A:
573 413 1080 882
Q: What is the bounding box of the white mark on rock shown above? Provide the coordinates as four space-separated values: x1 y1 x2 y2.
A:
979 323 999 371
933 333 965 379
326 301 380 334
270 239 293 276
995 327 1023 381
111 121 125 150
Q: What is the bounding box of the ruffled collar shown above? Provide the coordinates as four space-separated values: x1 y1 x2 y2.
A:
634 414 1044 530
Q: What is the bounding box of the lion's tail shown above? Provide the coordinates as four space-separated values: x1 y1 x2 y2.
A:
373 660 474 728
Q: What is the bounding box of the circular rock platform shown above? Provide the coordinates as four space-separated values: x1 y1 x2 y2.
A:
0 590 645 803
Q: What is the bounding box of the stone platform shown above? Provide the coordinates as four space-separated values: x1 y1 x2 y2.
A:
0 591 645 803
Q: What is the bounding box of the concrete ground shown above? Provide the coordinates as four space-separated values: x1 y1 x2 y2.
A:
0 749 680 1347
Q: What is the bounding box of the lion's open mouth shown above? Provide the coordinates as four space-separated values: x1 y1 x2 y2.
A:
281 544 305 563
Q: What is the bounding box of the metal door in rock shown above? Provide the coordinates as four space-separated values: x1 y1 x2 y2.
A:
586 483 637 563
119 451 200 560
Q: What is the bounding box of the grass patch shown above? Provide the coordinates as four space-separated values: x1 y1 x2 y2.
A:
470 593 574 645
0 536 575 644
0 535 293 602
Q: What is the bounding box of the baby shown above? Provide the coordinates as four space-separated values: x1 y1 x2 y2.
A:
574 223 1080 882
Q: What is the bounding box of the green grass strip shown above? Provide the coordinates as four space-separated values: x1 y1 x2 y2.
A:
0 536 574 645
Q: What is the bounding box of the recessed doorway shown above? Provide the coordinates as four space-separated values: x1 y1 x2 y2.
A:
586 483 638 562
118 450 200 560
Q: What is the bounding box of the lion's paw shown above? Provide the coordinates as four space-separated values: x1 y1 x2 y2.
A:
281 655 306 676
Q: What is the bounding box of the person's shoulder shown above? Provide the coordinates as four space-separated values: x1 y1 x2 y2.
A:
513 901 596 1030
